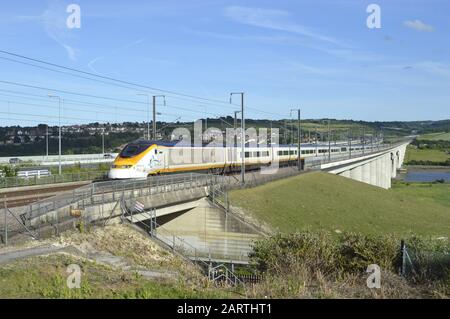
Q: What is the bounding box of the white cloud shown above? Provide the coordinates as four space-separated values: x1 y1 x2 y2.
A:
87 56 104 73
224 5 341 46
185 28 309 46
403 20 435 32
379 61 450 77
414 61 450 77
61 43 78 61
87 38 145 73
286 62 341 76
14 1 80 61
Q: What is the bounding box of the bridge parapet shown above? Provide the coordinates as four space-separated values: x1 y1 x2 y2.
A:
17 173 215 236
323 141 410 189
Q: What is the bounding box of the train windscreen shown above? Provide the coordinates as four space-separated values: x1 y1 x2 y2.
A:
120 144 151 158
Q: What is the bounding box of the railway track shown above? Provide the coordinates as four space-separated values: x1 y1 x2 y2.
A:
1 165 303 211
0 182 91 208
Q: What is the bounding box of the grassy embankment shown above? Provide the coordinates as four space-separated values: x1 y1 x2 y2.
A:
229 172 450 237
392 181 450 208
0 255 228 299
0 225 236 299
1 174 448 299
229 172 449 298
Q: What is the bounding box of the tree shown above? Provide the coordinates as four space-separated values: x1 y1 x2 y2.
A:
0 165 18 177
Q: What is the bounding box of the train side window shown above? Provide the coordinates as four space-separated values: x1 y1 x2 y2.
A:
245 152 251 158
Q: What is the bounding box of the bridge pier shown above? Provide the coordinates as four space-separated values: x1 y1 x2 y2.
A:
350 165 362 181
325 142 409 189
369 161 377 186
384 153 392 189
362 163 371 184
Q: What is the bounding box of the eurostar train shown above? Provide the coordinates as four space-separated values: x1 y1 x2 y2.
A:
108 139 379 179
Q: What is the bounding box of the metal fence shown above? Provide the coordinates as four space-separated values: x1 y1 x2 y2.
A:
0 173 217 244
399 240 450 281
0 170 108 189
24 173 215 224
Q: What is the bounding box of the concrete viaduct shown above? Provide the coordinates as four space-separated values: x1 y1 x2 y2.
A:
320 141 409 189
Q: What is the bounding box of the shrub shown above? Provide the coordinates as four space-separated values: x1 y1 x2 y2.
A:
250 232 449 284
337 233 399 273
250 232 339 275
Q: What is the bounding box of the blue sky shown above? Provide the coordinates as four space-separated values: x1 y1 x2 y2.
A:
0 0 449 126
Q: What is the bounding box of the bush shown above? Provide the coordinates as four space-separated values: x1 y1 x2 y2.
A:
250 232 450 284
0 165 18 177
250 232 339 275
337 233 399 273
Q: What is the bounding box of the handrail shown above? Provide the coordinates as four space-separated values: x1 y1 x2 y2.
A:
24 173 214 221
122 206 244 285
0 170 108 189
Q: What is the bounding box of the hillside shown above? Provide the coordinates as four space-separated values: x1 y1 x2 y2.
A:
418 132 450 141
229 172 450 237
0 224 235 298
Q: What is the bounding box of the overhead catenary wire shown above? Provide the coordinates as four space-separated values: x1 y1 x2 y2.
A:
0 80 236 119
0 96 188 120
0 100 232 127
0 51 240 110
0 50 289 118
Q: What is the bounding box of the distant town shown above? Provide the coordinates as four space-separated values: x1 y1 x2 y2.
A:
0 119 448 157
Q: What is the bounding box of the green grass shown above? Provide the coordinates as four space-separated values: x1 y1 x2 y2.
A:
0 255 234 299
405 146 449 163
419 132 450 141
391 181 450 208
229 172 450 237
50 163 111 175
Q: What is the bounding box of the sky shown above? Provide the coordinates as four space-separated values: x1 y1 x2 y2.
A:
0 0 449 126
